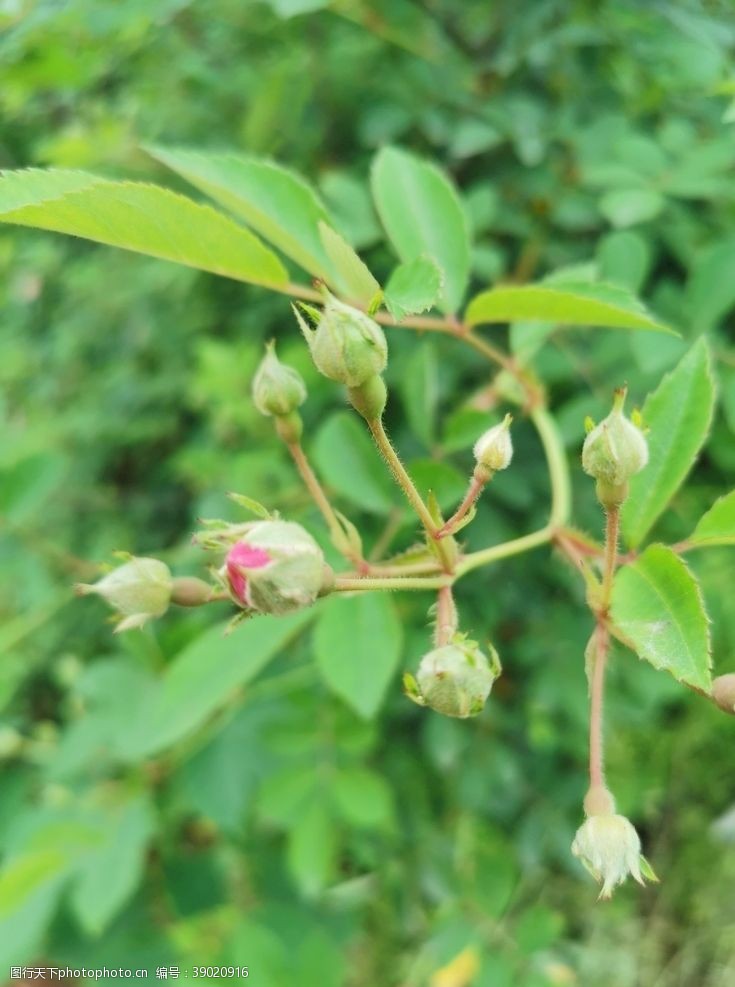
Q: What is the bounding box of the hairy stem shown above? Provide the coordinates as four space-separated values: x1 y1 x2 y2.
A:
588 625 609 789
287 441 364 568
435 471 487 539
434 584 458 646
366 417 455 573
588 507 620 790
333 574 452 592
457 525 552 576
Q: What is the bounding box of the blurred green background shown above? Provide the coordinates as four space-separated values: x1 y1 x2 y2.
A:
1 1 735 984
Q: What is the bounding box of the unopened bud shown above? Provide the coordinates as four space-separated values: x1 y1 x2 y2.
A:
473 413 513 474
582 387 648 507
252 340 307 417
222 520 327 615
572 793 657 899
76 556 172 632
404 637 501 718
712 674 735 715
294 292 387 387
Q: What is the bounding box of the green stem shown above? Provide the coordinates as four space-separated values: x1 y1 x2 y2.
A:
366 417 455 573
457 525 552 577
435 470 488 539
367 418 438 533
334 574 451 592
530 406 571 529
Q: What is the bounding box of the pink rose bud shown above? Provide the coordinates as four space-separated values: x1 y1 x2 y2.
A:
225 542 272 604
220 520 326 615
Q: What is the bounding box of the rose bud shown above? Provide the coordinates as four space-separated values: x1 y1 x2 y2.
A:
712 674 735 715
222 520 326 615
252 340 307 418
404 636 501 718
293 291 387 388
473 413 513 475
571 786 657 899
75 556 172 632
582 386 648 508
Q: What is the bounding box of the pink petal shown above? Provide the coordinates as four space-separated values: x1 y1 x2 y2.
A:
226 541 271 604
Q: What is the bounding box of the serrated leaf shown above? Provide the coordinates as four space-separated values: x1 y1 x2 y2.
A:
610 544 712 692
147 145 333 277
318 221 381 305
465 281 675 334
384 256 442 320
621 339 715 548
0 169 288 286
119 610 314 759
314 594 403 718
688 490 735 547
371 146 470 314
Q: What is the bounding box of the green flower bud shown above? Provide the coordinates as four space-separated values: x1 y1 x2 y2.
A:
712 674 735 715
252 340 307 417
473 413 513 473
222 520 327 615
582 387 648 507
294 292 387 387
572 790 657 899
76 556 172 632
404 637 501 718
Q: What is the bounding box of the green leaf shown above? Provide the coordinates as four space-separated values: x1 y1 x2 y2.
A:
621 339 715 548
0 169 287 286
286 798 338 897
611 544 712 692
401 341 439 448
313 412 398 515
148 146 332 277
314 594 403 718
384 256 442 320
69 794 154 936
120 610 313 759
599 188 665 228
371 146 470 314
0 850 68 918
465 281 675 334
688 490 735 547
318 221 381 306
686 235 735 334
331 767 394 829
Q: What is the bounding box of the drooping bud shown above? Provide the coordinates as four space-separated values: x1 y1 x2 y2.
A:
404 636 501 718
294 292 387 387
582 387 648 508
221 520 327 615
252 340 307 417
75 556 172 632
712 674 735 715
572 786 657 899
473 413 513 475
